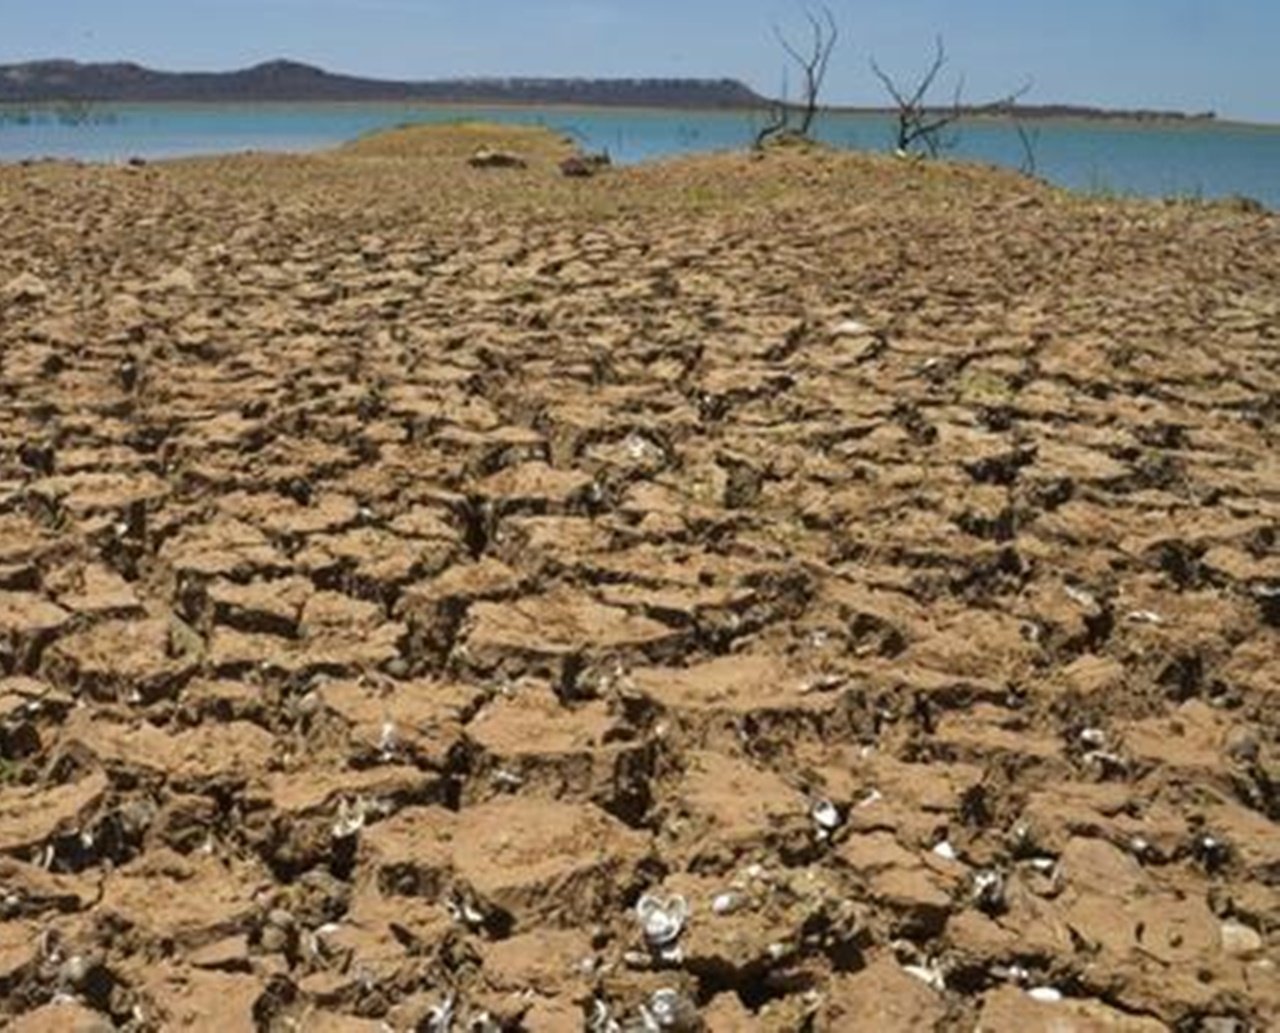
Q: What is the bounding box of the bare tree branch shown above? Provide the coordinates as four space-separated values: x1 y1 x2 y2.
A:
756 4 839 147
1013 120 1040 176
871 36 1033 160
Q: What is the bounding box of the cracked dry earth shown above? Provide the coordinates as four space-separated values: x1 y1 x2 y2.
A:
0 123 1277 1032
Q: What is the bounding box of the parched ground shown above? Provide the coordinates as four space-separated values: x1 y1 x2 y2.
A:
0 122 1276 1032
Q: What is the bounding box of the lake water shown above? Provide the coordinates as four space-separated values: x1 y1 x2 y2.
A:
2 102 1277 208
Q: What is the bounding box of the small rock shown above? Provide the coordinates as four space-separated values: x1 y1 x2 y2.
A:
260 925 289 953
469 148 526 169
1224 727 1259 763
560 155 596 178
560 152 610 178
1220 920 1263 959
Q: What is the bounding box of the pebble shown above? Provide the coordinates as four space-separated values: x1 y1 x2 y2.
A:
1224 727 1259 763
1220 920 1263 958
260 925 289 952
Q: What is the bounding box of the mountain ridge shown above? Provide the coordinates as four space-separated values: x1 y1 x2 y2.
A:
0 59 767 108
0 59 1219 121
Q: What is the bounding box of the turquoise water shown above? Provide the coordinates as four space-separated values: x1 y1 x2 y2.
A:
2 102 1277 207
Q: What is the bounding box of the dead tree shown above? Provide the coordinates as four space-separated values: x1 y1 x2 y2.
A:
755 5 839 147
871 36 1030 158
1013 118 1041 176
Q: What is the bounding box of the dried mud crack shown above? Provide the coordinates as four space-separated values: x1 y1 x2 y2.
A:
0 123 1277 1031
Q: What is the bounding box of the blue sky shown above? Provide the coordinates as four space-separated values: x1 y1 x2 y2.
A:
1 1 1275 121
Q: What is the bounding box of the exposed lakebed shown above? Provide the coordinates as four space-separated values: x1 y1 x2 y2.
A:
0 124 1276 1030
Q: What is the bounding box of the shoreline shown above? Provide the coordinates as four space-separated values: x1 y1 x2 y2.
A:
1 107 1276 210
1 97 1276 131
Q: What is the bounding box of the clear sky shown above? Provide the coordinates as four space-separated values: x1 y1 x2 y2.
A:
0 0 1275 122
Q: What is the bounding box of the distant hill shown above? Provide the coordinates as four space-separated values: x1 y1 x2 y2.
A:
0 59 767 108
834 102 1218 122
0 60 1219 122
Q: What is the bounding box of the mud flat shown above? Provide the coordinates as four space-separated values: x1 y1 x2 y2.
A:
0 123 1276 1030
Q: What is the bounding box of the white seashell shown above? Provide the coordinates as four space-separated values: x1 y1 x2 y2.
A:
331 798 366 839
377 721 397 755
972 869 1005 909
811 799 842 831
1027 986 1063 1003
1079 727 1106 748
832 319 872 337
646 988 693 1029
1064 585 1098 608
932 840 958 861
712 893 738 915
1126 610 1164 625
636 894 688 947
903 963 946 992
492 768 524 788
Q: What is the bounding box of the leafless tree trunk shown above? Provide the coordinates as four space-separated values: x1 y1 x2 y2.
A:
755 5 839 148
872 36 1030 158
1012 118 1040 176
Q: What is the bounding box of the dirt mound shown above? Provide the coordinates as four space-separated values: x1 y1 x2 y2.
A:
0 125 1276 1030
